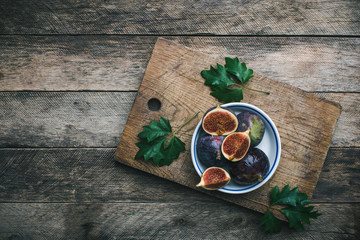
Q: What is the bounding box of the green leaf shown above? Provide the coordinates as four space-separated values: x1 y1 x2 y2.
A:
135 137 167 165
210 86 243 103
260 210 283 233
201 63 234 88
135 114 198 166
138 117 172 142
225 57 253 84
271 185 309 206
160 136 186 166
281 205 321 230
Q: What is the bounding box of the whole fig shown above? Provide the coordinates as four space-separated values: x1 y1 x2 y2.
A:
237 111 265 147
197 135 228 168
229 148 269 185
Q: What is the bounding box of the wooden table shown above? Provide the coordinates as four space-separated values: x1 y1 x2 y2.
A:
0 1 359 239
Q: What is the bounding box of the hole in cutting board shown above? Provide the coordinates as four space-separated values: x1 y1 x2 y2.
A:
147 98 162 111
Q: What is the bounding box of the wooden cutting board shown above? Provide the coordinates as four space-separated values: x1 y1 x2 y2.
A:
115 38 341 219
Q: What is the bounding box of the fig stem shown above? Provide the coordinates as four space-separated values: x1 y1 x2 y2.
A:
234 83 270 95
174 111 200 135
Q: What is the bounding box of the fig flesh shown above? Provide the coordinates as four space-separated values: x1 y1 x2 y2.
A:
196 135 228 168
237 111 265 147
221 130 250 162
202 106 238 136
196 167 231 190
229 148 269 185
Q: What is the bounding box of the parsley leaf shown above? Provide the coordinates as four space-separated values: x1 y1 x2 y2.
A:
162 136 186 166
135 112 199 166
271 185 309 206
210 86 243 103
201 64 234 88
135 138 166 164
138 117 172 142
260 185 321 233
201 58 269 103
281 205 321 230
225 57 254 84
260 210 282 233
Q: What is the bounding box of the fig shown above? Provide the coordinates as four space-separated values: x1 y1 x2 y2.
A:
196 167 231 190
202 106 238 136
229 148 270 185
196 135 228 168
221 130 251 162
237 111 265 147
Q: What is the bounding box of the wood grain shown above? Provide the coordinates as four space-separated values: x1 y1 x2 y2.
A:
0 0 359 35
1 36 359 92
1 0 358 238
115 38 341 218
0 92 357 148
0 148 358 203
316 93 360 147
0 92 137 148
0 203 358 239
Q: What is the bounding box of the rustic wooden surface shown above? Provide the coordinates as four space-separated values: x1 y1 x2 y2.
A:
0 0 359 239
115 38 340 219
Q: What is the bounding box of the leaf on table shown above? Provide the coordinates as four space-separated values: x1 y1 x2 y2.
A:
280 205 322 230
201 63 234 88
138 117 172 142
260 210 283 233
225 57 253 84
271 185 309 206
210 86 243 103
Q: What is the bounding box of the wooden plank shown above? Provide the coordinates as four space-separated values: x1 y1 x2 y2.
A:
0 92 358 148
0 92 137 148
0 36 359 92
0 0 359 35
0 202 358 239
0 148 213 203
115 38 341 218
313 148 360 202
316 93 360 148
0 36 153 91
0 148 358 203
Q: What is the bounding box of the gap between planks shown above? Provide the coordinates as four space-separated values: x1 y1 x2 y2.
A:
0 34 360 37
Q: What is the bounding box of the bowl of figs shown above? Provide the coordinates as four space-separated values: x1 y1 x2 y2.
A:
191 103 281 194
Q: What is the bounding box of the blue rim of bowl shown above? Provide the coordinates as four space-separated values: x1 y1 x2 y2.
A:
191 103 281 194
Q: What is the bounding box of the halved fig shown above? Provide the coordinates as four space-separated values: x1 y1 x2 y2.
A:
237 111 265 147
202 106 238 136
221 130 251 162
196 167 231 190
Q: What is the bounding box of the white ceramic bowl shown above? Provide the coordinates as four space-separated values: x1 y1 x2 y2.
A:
191 103 281 194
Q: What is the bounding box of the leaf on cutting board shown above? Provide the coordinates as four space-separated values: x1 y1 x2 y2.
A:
210 86 243 103
271 185 309 206
201 63 234 88
225 57 254 84
135 117 187 166
135 138 167 164
138 117 172 142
